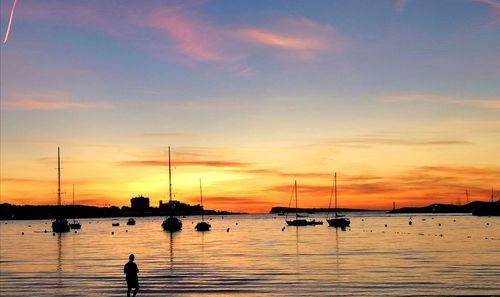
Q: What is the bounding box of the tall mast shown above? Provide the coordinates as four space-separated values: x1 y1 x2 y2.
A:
334 172 337 217
57 147 61 207
327 173 335 219
295 180 298 220
199 178 204 222
168 146 172 203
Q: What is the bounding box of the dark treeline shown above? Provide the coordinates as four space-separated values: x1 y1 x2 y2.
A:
269 207 373 214
389 201 499 216
0 203 242 220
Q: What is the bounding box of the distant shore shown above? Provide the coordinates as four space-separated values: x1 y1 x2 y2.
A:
270 200 500 216
0 203 244 220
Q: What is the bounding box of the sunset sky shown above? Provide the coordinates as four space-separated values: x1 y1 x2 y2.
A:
1 0 499 213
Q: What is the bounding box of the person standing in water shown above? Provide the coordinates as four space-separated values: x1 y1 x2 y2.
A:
124 254 140 297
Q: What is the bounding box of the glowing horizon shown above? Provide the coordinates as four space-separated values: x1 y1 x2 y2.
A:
1 0 499 213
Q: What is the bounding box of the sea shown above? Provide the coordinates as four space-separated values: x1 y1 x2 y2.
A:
0 213 499 296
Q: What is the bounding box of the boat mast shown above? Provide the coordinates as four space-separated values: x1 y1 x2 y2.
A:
57 147 62 207
327 173 335 219
295 180 298 220
199 178 204 222
334 172 338 217
168 146 172 203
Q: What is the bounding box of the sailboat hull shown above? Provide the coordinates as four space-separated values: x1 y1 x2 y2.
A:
162 217 182 232
52 219 70 233
69 222 81 229
195 221 211 231
286 219 323 226
327 218 350 228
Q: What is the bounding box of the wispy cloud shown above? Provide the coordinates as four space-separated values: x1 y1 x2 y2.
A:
379 93 500 109
475 0 500 18
147 6 225 62
393 0 407 13
119 160 250 168
240 17 348 60
1 90 111 110
332 136 472 147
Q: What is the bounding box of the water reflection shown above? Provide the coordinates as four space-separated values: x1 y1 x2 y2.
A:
56 233 63 294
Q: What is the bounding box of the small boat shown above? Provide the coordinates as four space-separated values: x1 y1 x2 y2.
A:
126 218 136 225
112 220 120 227
327 173 350 228
69 185 81 230
162 146 182 232
286 180 323 226
195 179 211 231
52 147 70 233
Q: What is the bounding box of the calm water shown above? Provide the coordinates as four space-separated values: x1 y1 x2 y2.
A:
1 213 499 296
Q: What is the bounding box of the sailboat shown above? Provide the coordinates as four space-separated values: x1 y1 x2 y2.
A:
327 172 350 228
195 179 211 231
286 180 323 226
52 147 70 233
161 146 183 232
69 184 81 229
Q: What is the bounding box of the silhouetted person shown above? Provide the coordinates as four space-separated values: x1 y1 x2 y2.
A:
124 254 139 297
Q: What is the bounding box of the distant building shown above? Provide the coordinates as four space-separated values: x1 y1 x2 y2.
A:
131 196 149 211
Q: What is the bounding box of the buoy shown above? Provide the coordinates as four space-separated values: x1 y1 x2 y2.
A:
409 221 412 225
236 222 238 225
384 224 387 227
486 223 489 226
112 231 114 235
53 233 55 236
438 223 441 226
361 219 364 221
28 225 31 227
74 231 77 234
439 234 443 237
281 226 286 231
226 228 230 232
44 230 47 233
21 232 24 235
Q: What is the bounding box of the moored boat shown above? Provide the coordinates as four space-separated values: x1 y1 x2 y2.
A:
326 173 350 229
286 180 323 226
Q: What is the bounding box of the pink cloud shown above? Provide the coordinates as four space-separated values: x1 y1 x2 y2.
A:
240 18 348 60
393 0 407 13
475 0 500 17
147 6 225 62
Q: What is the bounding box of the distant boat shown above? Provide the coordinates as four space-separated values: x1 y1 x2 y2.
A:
52 147 70 233
69 184 81 230
162 146 183 232
126 218 136 226
112 221 120 227
326 173 350 229
286 180 323 226
195 179 211 231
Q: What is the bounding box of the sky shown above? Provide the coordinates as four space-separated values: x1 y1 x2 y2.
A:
1 0 499 213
